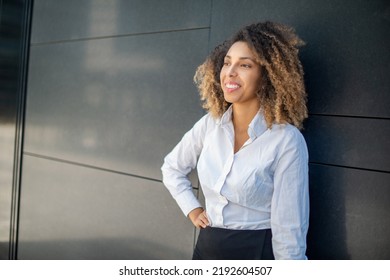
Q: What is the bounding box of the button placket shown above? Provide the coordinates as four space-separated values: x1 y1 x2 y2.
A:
212 124 235 226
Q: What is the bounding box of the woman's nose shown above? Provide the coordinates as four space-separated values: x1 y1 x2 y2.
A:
227 65 237 77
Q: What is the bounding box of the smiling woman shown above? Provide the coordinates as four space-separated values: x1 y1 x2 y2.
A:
221 42 262 108
220 42 263 153
161 21 309 260
195 21 307 129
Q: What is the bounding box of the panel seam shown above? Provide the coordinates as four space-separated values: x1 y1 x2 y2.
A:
309 162 390 174
308 113 390 120
30 26 211 46
23 152 164 183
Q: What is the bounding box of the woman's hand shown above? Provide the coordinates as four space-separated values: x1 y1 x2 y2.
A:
188 207 209 229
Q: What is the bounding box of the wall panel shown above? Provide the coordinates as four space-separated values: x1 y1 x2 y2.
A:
303 116 390 172
18 155 195 259
0 0 32 259
31 0 211 43
24 29 208 180
307 164 390 259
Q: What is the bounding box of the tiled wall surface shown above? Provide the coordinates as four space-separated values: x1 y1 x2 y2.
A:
0 0 32 259
10 0 390 259
19 0 211 259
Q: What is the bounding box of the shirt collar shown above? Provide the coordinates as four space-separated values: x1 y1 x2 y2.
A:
218 105 233 126
218 105 268 139
248 109 268 139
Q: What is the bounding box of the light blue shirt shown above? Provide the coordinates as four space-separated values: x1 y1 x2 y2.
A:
161 106 309 259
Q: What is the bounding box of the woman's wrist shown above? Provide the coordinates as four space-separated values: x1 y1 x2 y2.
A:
188 207 209 228
188 207 204 223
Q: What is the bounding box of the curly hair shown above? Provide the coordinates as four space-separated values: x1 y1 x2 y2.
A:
194 21 308 129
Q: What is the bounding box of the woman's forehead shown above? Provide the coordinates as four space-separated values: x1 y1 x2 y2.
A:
226 41 255 57
225 41 262 64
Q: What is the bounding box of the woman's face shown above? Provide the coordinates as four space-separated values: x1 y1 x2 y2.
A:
220 41 262 107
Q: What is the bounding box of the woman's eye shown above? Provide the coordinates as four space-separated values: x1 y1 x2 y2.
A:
241 64 251 68
223 61 230 66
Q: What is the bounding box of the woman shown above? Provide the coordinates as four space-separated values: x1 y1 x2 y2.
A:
161 21 309 260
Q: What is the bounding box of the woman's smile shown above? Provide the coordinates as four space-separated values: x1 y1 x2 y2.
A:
220 41 262 106
224 81 241 92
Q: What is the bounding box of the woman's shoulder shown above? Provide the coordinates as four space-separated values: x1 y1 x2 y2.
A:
185 112 218 141
269 122 306 145
193 111 219 129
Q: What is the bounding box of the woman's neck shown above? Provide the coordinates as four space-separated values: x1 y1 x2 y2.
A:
231 103 260 132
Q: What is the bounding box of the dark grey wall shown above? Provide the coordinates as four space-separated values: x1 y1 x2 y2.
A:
0 0 31 259
2 0 389 259
18 0 211 259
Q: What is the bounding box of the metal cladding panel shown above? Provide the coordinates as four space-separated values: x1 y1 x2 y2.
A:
303 116 390 172
307 164 390 259
210 0 390 118
24 29 208 180
18 155 195 259
0 0 31 259
0 7 19 257
0 124 13 259
31 0 211 43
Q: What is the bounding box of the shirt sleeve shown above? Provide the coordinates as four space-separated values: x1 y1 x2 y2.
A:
161 114 210 216
271 127 310 259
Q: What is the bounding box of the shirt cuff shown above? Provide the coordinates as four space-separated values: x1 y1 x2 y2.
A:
174 189 202 217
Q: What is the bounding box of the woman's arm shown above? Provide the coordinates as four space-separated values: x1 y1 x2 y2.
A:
271 127 309 259
161 114 210 219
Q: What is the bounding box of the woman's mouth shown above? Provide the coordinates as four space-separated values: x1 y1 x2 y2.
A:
225 82 241 92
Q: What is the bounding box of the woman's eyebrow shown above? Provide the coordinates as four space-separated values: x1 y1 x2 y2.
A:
224 55 256 62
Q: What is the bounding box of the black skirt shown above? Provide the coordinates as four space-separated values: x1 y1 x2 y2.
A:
192 227 274 260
